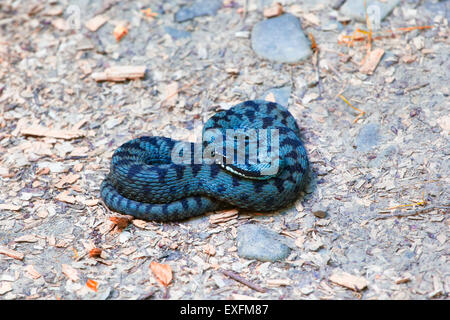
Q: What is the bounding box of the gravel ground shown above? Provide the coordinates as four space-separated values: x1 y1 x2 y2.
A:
0 0 448 300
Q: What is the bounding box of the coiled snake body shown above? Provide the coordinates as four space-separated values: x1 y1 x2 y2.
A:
101 100 309 221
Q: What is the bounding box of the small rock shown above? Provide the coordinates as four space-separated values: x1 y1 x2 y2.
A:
164 26 191 40
175 0 222 22
251 14 312 63
382 51 399 68
356 123 380 152
300 285 315 295
311 204 327 218
260 86 291 107
119 231 131 243
237 224 291 262
235 31 250 39
340 0 400 22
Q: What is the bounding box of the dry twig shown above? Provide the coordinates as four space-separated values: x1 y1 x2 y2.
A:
221 269 267 293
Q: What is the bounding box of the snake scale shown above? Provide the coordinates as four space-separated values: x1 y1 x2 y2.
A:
100 100 309 221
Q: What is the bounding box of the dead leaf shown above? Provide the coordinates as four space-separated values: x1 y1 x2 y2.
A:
109 216 132 230
141 8 158 18
149 261 173 287
89 248 102 258
86 279 99 292
113 23 128 41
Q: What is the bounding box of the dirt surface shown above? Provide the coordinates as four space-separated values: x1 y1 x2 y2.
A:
0 0 448 300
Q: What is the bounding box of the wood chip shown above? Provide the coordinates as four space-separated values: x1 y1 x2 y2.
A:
203 244 216 256
266 279 292 287
0 203 22 211
395 273 412 284
231 293 260 300
0 246 24 260
303 13 320 26
161 82 179 107
24 265 42 279
14 234 39 243
45 6 63 16
131 219 148 229
83 199 99 206
359 48 384 75
401 55 416 64
92 65 146 82
264 2 284 18
84 15 108 32
21 126 85 140
62 264 79 282
0 282 12 295
55 191 77 204
51 18 69 31
329 271 368 291
55 173 81 189
209 209 238 224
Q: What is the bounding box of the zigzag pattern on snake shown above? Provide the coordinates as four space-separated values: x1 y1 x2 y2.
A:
100 100 309 221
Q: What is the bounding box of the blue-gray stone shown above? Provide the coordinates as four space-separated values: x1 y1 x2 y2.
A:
237 224 291 262
164 26 191 40
356 123 380 152
251 14 312 63
260 86 292 107
175 0 222 22
340 0 400 22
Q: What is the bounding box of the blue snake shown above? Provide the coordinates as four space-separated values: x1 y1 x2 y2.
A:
100 100 309 221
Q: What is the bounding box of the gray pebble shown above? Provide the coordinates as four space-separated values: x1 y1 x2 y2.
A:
175 0 222 23
382 51 399 68
260 86 291 107
311 204 327 218
164 26 191 40
237 224 291 262
356 123 380 152
340 0 400 22
251 14 312 63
